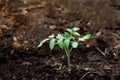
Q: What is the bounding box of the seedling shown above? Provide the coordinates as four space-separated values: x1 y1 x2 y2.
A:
38 27 91 73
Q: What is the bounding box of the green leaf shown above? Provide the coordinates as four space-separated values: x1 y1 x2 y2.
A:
38 38 49 47
49 34 55 38
78 34 91 41
70 36 75 40
66 28 73 33
57 39 64 49
73 32 80 36
56 34 63 39
64 40 70 48
72 27 80 32
49 39 56 50
72 42 78 48
64 32 71 39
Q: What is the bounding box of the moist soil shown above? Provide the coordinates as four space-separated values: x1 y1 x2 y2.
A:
0 0 120 80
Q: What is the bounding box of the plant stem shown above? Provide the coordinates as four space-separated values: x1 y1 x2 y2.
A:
67 53 71 73
65 47 71 73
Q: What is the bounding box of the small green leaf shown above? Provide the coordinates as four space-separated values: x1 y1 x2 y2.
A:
64 40 70 48
72 27 80 31
73 32 80 36
72 42 78 48
70 36 75 40
57 39 64 49
38 38 49 47
64 32 71 39
66 28 73 33
49 39 56 50
49 34 55 38
78 34 91 41
56 34 63 39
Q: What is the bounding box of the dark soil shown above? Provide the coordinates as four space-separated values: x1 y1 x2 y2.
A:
0 0 120 80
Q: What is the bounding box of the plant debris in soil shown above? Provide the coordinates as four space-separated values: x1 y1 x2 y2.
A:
0 0 120 80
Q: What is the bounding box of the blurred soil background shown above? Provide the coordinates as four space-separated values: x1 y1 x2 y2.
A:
0 0 120 80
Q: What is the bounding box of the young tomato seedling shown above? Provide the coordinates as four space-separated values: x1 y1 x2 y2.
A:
38 27 91 73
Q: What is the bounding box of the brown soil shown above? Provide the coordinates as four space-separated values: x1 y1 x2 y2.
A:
0 0 120 80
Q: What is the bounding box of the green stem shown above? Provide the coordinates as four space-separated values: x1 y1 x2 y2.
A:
67 53 71 73
64 47 71 73
69 47 73 53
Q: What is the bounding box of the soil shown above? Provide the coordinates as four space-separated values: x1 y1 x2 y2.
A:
0 0 120 80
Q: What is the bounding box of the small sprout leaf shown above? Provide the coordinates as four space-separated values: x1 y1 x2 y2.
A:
78 34 91 41
64 40 70 48
73 32 80 36
72 27 80 31
56 34 63 39
66 28 73 33
38 38 49 47
57 39 64 49
65 32 71 39
49 34 55 38
49 39 56 50
72 42 78 48
70 36 75 40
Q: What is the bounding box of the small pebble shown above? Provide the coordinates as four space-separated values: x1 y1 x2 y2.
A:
21 62 32 66
49 25 57 30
